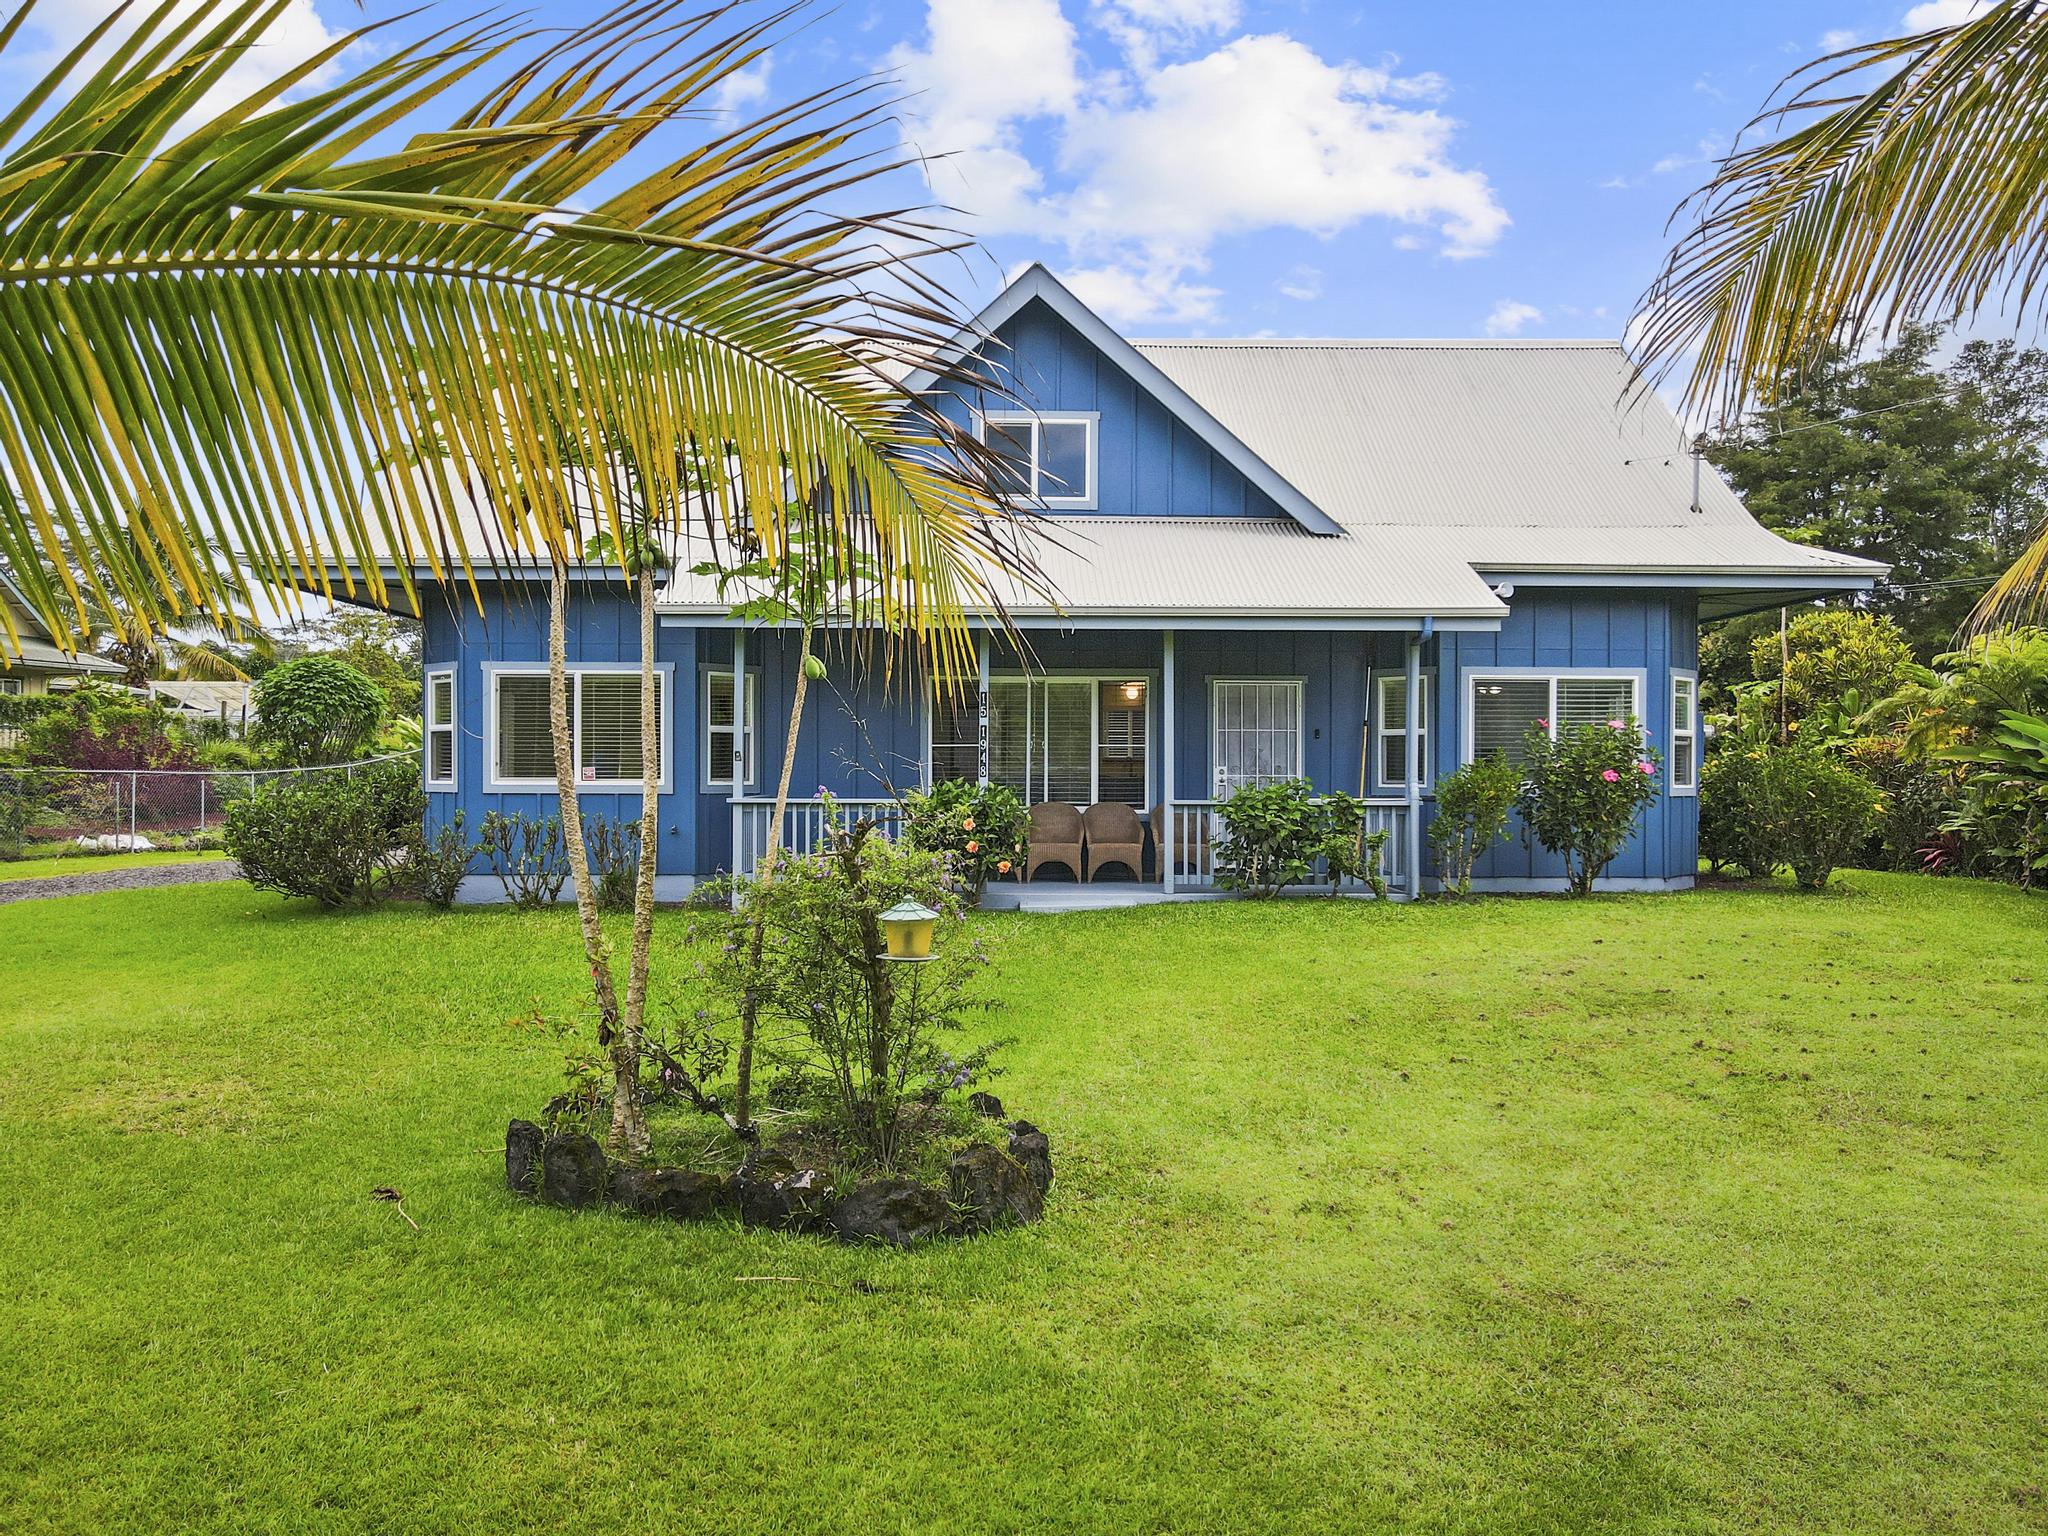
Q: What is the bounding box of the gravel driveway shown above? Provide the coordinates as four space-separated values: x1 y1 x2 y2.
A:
0 861 244 904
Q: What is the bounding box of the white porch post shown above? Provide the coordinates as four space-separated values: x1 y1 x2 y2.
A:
976 631 991 788
1162 629 1176 894
1404 632 1423 898
730 626 747 873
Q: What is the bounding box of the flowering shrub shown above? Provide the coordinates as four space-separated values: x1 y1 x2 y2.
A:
1514 717 1661 895
1215 779 1386 897
903 779 1027 896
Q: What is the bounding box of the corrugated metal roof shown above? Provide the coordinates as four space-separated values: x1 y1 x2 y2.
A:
1132 337 1885 580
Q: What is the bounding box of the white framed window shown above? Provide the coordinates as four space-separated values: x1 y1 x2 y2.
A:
0 676 22 696
1211 678 1303 797
980 411 1098 509
485 664 671 792
424 666 456 789
1670 670 1699 795
1464 670 1645 767
931 675 1151 807
704 667 758 790
1374 672 1431 791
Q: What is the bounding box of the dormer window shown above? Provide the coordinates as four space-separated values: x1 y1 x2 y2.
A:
981 412 1097 509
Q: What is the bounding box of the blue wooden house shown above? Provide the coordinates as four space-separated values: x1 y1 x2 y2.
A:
411 265 1881 903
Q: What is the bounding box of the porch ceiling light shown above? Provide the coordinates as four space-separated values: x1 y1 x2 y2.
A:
1122 681 1142 702
879 899 940 961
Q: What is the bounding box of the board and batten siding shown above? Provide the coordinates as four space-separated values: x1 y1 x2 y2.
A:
931 297 1292 521
1431 588 1700 888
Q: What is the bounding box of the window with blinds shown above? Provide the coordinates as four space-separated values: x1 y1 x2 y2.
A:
1212 679 1301 796
1469 673 1640 766
1376 674 1429 787
1670 674 1698 791
1097 680 1148 806
1036 679 1094 804
425 669 455 788
491 669 667 789
969 676 1148 805
494 673 555 782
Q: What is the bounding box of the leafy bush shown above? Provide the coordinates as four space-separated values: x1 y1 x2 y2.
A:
0 785 32 855
253 656 386 765
1427 755 1521 894
1700 742 1780 877
1941 710 2048 888
224 758 425 907
689 818 998 1171
1214 779 1385 897
1842 737 1959 871
476 810 567 907
903 779 1028 894
1757 748 1881 891
1747 609 1915 727
1515 718 1661 895
18 681 193 770
582 813 640 912
398 812 472 909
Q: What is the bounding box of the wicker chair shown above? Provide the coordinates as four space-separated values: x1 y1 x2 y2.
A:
1082 802 1146 882
1149 801 1209 878
1024 801 1085 882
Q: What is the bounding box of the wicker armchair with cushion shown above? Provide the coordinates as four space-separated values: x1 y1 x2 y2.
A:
1024 801 1085 882
1082 801 1146 882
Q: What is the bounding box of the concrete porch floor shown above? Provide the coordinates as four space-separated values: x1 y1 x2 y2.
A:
977 881 1231 913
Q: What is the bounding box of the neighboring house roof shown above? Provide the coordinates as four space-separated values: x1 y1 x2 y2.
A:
0 570 124 675
148 680 256 718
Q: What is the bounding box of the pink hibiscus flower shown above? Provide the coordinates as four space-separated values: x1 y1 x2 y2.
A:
1636 761 1655 775
1601 768 1620 782
1607 719 1625 730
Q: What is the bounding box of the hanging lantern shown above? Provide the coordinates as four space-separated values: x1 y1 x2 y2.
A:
878 899 940 960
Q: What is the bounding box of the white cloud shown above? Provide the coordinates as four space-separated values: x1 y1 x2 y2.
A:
15 0 350 127
1277 264 1322 301
1063 262 1221 325
713 56 774 115
1653 136 1722 176
1820 28 1861 49
1903 0 1987 28
1483 299 1542 337
892 2 1504 321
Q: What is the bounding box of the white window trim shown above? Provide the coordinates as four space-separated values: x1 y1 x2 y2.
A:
423 664 457 791
0 675 23 696
1369 668 1435 796
1209 676 1306 799
702 664 760 792
977 410 1100 511
483 661 674 794
1669 668 1700 797
927 670 1156 805
1458 666 1647 765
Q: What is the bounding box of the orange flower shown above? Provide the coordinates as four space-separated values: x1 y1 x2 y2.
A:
961 816 976 831
997 859 1012 874
965 839 980 853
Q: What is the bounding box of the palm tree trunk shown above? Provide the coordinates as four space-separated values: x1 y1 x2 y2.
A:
618 556 660 1151
546 554 647 1160
731 618 815 1134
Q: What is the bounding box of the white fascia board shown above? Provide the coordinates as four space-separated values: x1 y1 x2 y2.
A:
903 264 1346 539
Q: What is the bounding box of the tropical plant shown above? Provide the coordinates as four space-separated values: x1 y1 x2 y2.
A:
476 811 569 910
225 759 425 909
1940 710 2048 888
1746 610 1915 731
0 1 1037 1164
1632 0 2048 632
253 656 387 766
1427 755 1522 895
904 779 1028 897
399 812 474 911
1869 627 2048 757
17 681 194 771
1515 718 1662 895
1700 738 1782 877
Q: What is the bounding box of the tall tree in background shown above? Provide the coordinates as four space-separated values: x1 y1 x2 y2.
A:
1703 324 2048 654
1632 0 2048 631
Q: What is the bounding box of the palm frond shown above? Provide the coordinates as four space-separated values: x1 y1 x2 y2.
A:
0 0 1038 681
1629 0 2048 629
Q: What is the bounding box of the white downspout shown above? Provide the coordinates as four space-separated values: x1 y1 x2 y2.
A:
1405 628 1424 898
1162 629 1176 895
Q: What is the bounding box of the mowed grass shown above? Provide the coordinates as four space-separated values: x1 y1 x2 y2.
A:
0 849 226 881
1 875 2044 1535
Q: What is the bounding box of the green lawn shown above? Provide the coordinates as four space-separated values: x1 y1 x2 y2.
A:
0 848 226 881
2 875 2044 1534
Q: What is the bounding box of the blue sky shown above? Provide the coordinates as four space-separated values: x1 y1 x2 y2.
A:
25 0 1988 345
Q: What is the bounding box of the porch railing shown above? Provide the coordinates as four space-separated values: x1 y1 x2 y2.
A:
731 796 906 876
1164 798 1412 896
732 792 1413 896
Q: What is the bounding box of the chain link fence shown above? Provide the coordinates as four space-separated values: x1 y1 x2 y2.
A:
0 754 412 851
